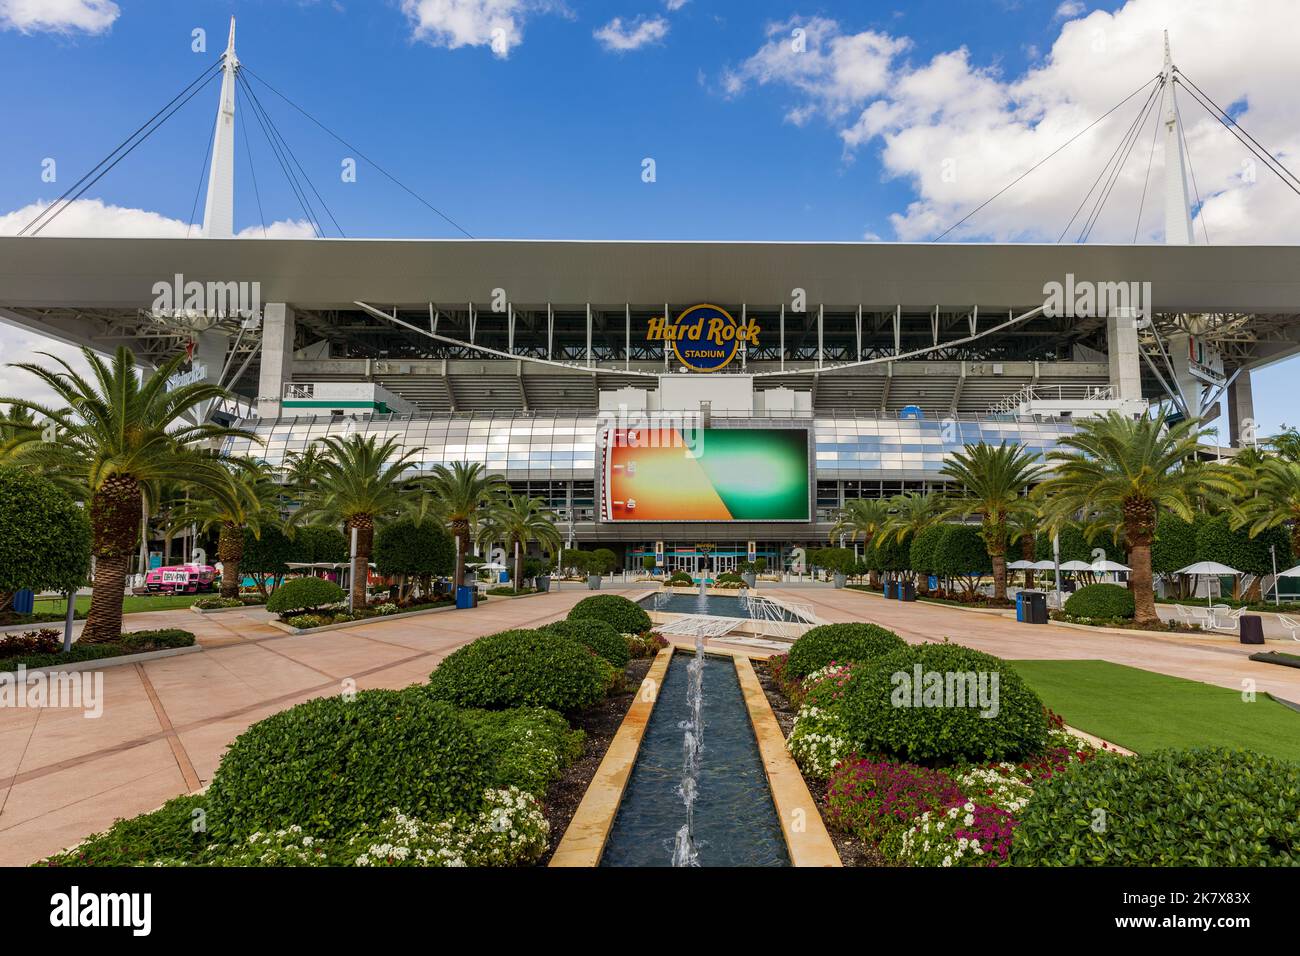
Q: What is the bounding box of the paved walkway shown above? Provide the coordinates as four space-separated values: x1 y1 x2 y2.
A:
0 588 625 866
6 584 1300 866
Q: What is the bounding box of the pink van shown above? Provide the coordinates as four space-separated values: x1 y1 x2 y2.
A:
145 564 218 594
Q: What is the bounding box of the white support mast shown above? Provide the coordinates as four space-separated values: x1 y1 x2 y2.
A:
1161 30 1195 246
202 16 239 239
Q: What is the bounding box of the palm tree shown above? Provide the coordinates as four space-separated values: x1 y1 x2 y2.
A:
296 434 425 609
477 494 562 589
1235 457 1300 565
831 497 891 586
168 462 282 597
1038 411 1241 627
1 347 251 641
0 404 39 460
283 444 327 494
939 442 1046 602
424 461 509 590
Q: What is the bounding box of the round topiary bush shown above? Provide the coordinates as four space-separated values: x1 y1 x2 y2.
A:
206 687 487 840
1012 747 1300 866
266 576 346 616
665 571 694 587
567 594 652 634
1063 583 1136 620
839 642 1049 763
427 628 608 711
786 622 907 679
542 618 630 668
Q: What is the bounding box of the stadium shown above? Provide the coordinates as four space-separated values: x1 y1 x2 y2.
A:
3 24 1300 575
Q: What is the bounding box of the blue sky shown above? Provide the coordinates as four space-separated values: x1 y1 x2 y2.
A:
0 0 1297 434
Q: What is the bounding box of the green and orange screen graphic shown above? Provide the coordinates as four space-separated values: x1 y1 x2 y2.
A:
603 427 810 521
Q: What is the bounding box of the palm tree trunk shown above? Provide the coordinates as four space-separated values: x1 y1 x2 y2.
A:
1129 540 1158 625
83 476 142 644
1023 537 1036 590
514 538 523 592
350 516 374 609
218 521 243 598
452 519 469 590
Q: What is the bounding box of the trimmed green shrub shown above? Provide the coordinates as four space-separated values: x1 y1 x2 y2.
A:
1012 747 1300 866
714 571 745 585
567 594 651 634
0 466 91 595
427 628 608 711
289 525 349 564
207 687 487 841
908 523 947 577
40 794 210 866
665 571 694 586
786 622 907 679
120 628 196 650
1064 583 1136 620
460 707 585 796
373 517 454 579
589 548 619 574
839 643 1049 763
1151 513 1197 575
241 525 293 595
543 617 630 667
266 577 345 616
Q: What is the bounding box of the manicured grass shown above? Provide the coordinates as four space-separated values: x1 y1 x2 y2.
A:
15 592 203 623
1010 659 1300 763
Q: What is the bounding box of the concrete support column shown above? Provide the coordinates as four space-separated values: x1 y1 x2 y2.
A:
1106 312 1142 402
1228 370 1256 447
257 302 295 419
1167 332 1203 421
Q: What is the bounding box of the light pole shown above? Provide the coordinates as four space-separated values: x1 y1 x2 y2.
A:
1271 544 1280 608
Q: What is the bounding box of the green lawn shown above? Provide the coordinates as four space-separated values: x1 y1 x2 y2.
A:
1010 659 1300 763
21 592 203 620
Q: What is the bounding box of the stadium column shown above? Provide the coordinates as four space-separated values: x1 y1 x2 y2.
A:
1227 371 1255 448
1166 331 1202 421
1105 310 1142 402
257 303 296 419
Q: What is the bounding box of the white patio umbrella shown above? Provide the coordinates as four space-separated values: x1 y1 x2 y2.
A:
1173 561 1242 608
1278 564 1300 577
1090 560 1132 572
1007 560 1035 570
1059 560 1093 572
1030 560 1057 571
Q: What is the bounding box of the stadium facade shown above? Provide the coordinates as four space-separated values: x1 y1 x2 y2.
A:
3 25 1300 573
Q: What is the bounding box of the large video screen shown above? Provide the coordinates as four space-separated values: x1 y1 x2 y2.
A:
601 427 811 522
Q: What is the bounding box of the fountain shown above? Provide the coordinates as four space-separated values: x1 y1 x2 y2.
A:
672 635 706 867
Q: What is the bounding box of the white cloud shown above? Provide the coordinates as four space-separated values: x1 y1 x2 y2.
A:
0 0 119 34
0 198 315 238
594 15 668 53
726 0 1300 243
722 17 910 125
1055 1 1086 18
398 0 562 59
0 323 98 412
664 0 689 10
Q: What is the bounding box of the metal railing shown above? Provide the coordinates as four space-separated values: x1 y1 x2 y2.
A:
986 382 1117 416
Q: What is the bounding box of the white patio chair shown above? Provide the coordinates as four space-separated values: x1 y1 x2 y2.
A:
1279 615 1300 641
1210 605 1245 632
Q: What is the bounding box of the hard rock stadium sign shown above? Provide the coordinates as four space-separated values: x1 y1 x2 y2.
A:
646 303 760 372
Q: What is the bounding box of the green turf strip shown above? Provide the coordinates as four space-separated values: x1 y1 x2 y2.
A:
1009 659 1300 763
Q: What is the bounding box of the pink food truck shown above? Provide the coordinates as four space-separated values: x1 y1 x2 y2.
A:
145 564 218 594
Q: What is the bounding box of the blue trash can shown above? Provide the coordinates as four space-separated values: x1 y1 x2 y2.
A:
1015 591 1026 623
455 585 476 609
884 582 896 599
12 589 34 615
